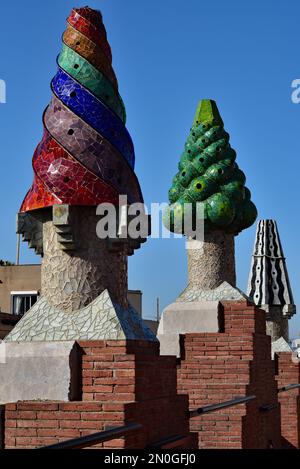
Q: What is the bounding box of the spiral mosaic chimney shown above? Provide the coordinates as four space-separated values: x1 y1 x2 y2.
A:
8 6 154 342
21 6 140 212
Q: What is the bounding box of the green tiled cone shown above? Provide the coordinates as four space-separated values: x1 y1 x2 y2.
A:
164 99 257 235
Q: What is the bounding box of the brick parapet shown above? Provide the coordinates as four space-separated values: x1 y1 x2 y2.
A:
3 339 194 449
177 300 281 448
276 352 300 448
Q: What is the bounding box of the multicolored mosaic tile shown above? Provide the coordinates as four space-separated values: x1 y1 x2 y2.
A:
68 8 112 62
51 69 134 167
58 44 125 121
44 96 142 204
21 130 119 211
21 174 62 212
21 7 139 213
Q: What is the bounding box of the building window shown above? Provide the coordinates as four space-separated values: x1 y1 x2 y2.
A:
11 291 38 316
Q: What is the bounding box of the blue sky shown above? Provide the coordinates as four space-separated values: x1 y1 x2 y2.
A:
0 0 300 337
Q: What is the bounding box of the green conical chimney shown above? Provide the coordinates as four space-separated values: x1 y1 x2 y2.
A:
165 99 257 235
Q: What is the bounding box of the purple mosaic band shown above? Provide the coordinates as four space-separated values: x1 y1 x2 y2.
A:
51 68 135 168
44 96 143 204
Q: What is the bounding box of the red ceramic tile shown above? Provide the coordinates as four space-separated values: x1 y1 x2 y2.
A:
20 174 61 212
68 9 112 62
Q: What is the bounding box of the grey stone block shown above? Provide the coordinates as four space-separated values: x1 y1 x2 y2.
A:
0 341 81 404
157 301 220 357
271 337 292 359
158 333 182 357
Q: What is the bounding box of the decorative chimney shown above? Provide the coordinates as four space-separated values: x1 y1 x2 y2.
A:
247 219 296 342
6 6 153 342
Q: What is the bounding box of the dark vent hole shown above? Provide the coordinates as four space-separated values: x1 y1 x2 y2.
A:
68 129 74 135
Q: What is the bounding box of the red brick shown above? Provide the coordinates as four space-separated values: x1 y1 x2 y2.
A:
83 385 113 393
17 419 59 428
5 403 16 411
93 393 135 401
17 403 59 411
36 411 80 420
115 369 135 378
81 412 123 421
78 340 107 348
106 340 127 347
83 354 114 362
12 411 37 419
102 403 126 412
5 437 16 446
6 428 37 437
83 370 113 378
114 354 135 362
82 361 93 369
114 385 135 393
59 402 102 412
5 419 16 428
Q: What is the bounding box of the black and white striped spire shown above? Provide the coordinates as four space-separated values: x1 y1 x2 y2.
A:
247 220 296 317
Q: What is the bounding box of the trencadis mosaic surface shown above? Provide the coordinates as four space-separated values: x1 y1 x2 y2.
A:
21 6 142 212
165 99 257 235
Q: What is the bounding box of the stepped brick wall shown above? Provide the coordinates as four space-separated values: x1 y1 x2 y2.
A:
177 300 282 449
276 352 300 449
3 340 196 449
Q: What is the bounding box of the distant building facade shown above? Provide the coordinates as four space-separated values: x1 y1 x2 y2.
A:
0 265 40 316
0 264 158 337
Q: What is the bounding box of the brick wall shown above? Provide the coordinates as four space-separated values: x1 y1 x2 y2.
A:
276 352 300 448
177 300 282 449
80 340 177 402
5 401 126 449
3 340 196 449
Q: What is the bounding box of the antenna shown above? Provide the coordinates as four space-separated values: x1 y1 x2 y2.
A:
156 297 160 322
